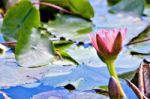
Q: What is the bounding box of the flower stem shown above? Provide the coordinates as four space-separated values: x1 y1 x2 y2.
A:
107 62 126 98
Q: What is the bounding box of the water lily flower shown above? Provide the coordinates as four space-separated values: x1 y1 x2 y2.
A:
89 28 126 64
89 28 127 98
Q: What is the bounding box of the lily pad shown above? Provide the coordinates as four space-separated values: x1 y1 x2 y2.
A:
127 27 150 55
110 0 144 16
44 14 93 42
31 89 108 99
128 41 150 54
41 64 138 90
15 28 54 67
0 52 49 88
1 0 40 41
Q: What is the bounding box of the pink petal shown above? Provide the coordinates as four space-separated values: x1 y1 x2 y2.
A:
96 32 111 53
97 29 115 52
119 28 127 40
111 32 122 54
88 33 99 51
112 29 119 38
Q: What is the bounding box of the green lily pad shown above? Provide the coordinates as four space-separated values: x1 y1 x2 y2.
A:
15 29 54 67
1 0 40 41
44 14 93 42
110 0 144 16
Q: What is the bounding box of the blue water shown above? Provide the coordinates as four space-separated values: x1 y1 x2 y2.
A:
2 84 61 99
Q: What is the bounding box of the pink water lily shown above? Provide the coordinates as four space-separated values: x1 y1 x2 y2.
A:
89 28 127 63
89 28 127 98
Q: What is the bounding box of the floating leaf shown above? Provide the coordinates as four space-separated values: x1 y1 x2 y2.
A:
41 64 138 90
45 14 93 42
41 64 108 90
0 52 49 88
31 89 108 99
107 0 121 6
53 40 74 50
1 0 40 41
127 26 150 55
41 0 94 19
66 46 141 69
129 26 150 43
15 29 54 67
128 41 150 55
110 0 144 16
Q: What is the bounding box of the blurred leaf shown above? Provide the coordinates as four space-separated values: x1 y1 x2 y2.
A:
0 52 49 88
110 0 144 16
45 14 93 42
128 40 150 57
15 29 54 67
66 46 141 69
1 0 40 41
145 0 150 8
53 40 74 50
59 51 79 65
40 0 94 19
107 0 121 6
129 26 150 43
119 70 137 80
127 26 150 57
53 40 78 65
31 89 108 99
145 0 150 4
41 64 109 90
41 64 138 90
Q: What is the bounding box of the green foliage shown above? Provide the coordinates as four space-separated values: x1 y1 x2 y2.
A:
40 0 94 19
1 0 40 41
107 0 121 6
44 14 93 42
110 0 145 16
15 28 55 67
53 40 79 65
